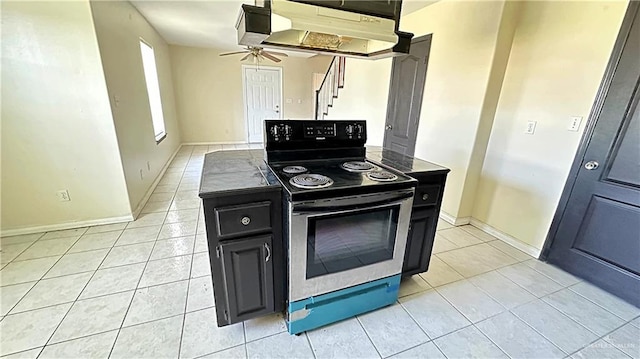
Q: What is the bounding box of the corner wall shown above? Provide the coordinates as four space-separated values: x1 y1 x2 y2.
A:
400 0 508 222
90 1 182 214
1 1 132 232
169 45 332 143
325 58 392 146
473 0 628 250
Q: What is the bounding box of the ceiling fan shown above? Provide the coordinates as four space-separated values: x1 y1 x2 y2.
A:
219 46 288 63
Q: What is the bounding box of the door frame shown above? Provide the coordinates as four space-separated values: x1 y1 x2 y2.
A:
383 33 432 156
540 1 638 260
241 64 284 143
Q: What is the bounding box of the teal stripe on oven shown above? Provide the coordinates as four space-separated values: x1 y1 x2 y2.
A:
287 274 401 335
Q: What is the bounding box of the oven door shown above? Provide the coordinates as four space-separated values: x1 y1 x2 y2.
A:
288 188 414 302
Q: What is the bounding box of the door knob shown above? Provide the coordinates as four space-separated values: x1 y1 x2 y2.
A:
584 161 599 170
385 124 393 130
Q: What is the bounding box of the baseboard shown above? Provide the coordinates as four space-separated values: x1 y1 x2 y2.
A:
439 211 471 226
469 218 542 258
0 215 134 237
181 141 248 146
131 143 183 219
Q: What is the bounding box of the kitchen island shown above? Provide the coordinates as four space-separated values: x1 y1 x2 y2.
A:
198 147 449 327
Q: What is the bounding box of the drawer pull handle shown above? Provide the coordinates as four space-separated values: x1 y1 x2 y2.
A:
422 194 429 201
241 216 251 226
264 243 271 262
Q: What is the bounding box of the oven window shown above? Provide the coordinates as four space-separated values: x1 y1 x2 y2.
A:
306 206 399 279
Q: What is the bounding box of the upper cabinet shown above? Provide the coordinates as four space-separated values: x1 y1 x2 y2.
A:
288 0 401 20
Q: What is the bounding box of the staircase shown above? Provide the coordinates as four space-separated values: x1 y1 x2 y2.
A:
315 56 346 120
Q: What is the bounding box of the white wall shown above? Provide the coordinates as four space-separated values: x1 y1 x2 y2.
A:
90 1 181 214
1 1 132 233
473 0 627 250
401 0 508 221
169 45 332 143
323 0 629 252
328 0 509 219
325 58 392 146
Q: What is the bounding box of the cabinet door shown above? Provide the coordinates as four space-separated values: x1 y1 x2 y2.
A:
402 208 438 276
289 0 399 20
219 235 274 324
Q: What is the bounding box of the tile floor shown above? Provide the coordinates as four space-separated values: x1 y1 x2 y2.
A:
1 145 639 359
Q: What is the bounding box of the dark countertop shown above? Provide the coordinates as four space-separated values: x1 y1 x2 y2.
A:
366 146 450 176
198 149 281 198
199 147 449 198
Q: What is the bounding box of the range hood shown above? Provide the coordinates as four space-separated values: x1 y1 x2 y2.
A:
236 0 413 59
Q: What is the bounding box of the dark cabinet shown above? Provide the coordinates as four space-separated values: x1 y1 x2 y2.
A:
202 189 284 327
400 172 448 277
402 208 438 276
289 0 401 20
219 235 274 323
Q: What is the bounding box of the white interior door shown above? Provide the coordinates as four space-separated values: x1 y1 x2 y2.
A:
243 66 282 143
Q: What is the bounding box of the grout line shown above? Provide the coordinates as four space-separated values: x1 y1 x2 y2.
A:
355 315 385 358
304 331 317 359
39 227 126 354
243 323 249 358
565 284 637 322
106 189 173 359
178 164 201 358
467 323 512 359
504 307 579 357
432 281 509 325
6 234 88 318
193 343 246 359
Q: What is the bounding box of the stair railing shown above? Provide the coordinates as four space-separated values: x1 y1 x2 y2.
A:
315 56 346 120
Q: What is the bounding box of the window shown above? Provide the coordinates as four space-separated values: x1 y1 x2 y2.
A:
139 40 166 142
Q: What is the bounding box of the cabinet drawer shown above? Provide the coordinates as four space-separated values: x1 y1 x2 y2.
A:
215 202 271 237
414 185 441 207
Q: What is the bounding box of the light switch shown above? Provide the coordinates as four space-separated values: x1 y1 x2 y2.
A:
297 99 302 104
525 121 537 135
568 116 582 132
285 98 293 104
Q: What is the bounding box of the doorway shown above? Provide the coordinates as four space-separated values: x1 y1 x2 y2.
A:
542 2 639 306
243 65 283 143
383 35 432 156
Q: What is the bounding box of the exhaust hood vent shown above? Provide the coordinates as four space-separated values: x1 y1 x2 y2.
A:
237 0 413 59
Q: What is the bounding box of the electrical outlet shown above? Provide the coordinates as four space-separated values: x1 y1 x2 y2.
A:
525 121 537 135
56 190 71 202
568 116 582 132
147 161 151 171
113 95 120 108
140 169 144 180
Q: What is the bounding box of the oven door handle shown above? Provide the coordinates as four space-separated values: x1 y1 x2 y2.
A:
292 191 413 213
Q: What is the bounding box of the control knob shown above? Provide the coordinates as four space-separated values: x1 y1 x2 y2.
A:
346 125 354 134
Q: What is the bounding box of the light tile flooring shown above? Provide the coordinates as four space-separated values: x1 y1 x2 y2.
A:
1 145 639 359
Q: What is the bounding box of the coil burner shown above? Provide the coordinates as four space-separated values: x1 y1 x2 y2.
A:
366 170 398 182
289 174 334 189
283 166 308 175
341 161 376 173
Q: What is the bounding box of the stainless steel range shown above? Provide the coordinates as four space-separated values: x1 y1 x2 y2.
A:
264 119 417 334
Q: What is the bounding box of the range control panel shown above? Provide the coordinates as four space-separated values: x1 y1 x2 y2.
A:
304 123 336 138
264 120 367 149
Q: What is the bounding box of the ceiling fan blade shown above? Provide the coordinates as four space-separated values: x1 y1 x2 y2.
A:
219 51 249 56
264 51 289 57
240 53 252 61
261 52 282 63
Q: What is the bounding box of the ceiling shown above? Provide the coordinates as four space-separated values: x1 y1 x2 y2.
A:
130 1 438 54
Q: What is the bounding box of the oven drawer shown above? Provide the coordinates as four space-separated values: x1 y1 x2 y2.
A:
215 201 272 237
414 185 441 207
